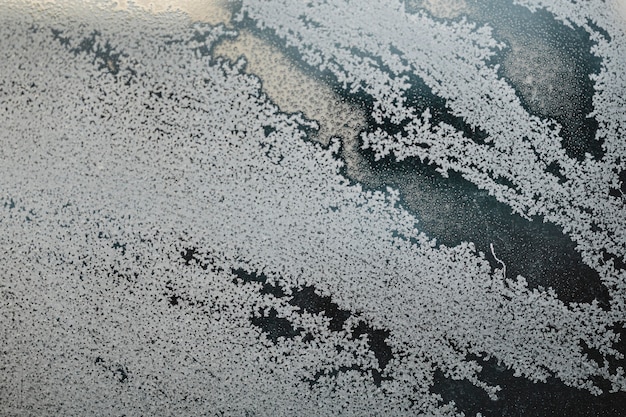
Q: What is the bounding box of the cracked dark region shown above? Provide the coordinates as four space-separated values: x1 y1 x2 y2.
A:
173 250 625 415
230 267 393 386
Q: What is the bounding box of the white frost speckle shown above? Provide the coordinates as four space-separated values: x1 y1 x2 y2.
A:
0 0 625 416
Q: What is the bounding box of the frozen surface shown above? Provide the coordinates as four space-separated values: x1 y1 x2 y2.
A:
1 0 625 416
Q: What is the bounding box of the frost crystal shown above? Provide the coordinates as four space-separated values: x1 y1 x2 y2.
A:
239 0 626 309
0 0 625 416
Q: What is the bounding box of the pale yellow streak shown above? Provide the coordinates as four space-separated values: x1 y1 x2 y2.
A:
112 1 365 148
213 31 366 147
27 0 366 149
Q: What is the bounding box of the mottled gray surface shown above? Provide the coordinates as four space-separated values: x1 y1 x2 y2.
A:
1 1 625 416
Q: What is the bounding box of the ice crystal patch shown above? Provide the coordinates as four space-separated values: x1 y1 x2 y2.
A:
1 0 625 416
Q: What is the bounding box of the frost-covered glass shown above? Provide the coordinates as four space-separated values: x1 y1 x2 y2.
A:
1 0 625 416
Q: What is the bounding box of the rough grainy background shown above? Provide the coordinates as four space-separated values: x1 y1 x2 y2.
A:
1 1 625 415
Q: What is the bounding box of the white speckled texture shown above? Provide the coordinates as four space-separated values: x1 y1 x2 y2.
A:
1 1 625 415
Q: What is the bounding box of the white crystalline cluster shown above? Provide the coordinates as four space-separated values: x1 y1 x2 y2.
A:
239 0 626 309
0 0 624 416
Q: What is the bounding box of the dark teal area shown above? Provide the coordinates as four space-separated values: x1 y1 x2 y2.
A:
481 1 603 160
432 352 626 417
236 3 610 307
407 0 605 160
347 145 610 307
234 7 624 416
